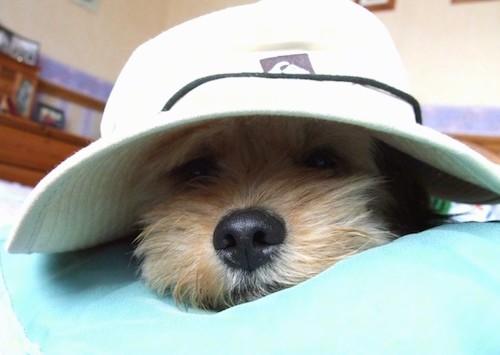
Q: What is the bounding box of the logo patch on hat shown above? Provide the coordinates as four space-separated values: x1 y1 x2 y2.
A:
260 54 315 74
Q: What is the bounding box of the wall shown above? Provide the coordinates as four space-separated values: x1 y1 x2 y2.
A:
0 0 169 82
1 0 499 107
161 0 254 29
377 0 500 106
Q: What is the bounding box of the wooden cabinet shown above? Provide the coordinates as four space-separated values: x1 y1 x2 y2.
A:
0 113 90 186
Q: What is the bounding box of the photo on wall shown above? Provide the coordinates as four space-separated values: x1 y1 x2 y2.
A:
354 0 396 10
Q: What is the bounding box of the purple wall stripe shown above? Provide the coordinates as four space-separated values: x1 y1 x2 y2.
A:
39 55 113 102
422 105 500 136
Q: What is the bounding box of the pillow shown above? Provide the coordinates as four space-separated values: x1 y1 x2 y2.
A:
1 222 500 354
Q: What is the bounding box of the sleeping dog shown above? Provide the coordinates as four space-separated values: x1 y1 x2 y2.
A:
134 116 443 310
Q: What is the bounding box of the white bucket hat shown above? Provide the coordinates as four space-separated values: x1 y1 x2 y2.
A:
7 0 500 253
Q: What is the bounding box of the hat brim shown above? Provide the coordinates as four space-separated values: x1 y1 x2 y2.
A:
7 76 500 253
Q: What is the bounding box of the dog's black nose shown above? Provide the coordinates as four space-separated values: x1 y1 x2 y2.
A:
213 209 286 272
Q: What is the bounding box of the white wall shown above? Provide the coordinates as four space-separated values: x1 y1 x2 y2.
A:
1 0 499 106
0 0 170 81
377 0 500 106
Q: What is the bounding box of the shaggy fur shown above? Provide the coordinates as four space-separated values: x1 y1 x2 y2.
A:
134 116 439 310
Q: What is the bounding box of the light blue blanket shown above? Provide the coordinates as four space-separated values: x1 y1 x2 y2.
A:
1 222 499 354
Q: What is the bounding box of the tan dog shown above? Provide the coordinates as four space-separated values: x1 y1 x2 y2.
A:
133 116 440 310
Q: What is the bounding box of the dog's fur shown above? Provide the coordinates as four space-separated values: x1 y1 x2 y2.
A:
134 116 440 310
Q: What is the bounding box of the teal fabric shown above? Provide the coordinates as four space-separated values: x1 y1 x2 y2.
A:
1 223 500 354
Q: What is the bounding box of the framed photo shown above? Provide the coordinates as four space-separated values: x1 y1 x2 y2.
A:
354 0 396 11
0 26 13 56
0 24 39 66
9 34 40 66
15 78 36 117
71 0 101 12
451 0 496 2
34 103 65 129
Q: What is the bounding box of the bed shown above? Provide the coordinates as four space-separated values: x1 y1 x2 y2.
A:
0 120 499 353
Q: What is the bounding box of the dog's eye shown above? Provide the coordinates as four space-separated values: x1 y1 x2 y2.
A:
304 149 338 170
175 157 218 179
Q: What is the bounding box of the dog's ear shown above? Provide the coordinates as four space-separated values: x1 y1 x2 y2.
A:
372 140 447 236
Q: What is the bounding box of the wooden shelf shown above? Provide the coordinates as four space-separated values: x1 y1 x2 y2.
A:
38 79 106 112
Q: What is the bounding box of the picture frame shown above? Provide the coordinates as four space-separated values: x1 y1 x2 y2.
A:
15 78 36 117
0 24 40 66
9 34 40 66
34 103 65 129
451 0 496 2
71 0 101 12
354 0 396 11
0 26 13 56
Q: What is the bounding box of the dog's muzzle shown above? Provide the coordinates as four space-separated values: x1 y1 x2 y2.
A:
213 208 286 272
